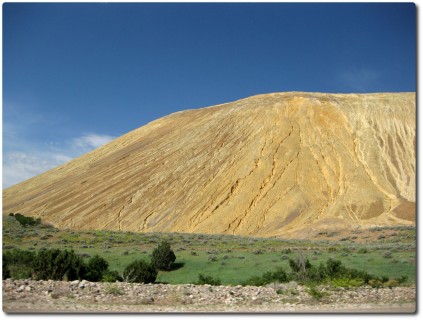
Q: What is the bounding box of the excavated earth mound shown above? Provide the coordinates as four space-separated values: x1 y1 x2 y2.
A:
2 92 416 238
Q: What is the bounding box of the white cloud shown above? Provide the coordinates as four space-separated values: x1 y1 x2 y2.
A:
2 133 116 189
2 103 119 188
72 133 115 152
3 151 73 188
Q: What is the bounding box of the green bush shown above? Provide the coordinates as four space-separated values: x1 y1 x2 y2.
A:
325 258 344 278
123 259 157 283
289 256 311 273
345 267 372 282
369 279 383 288
243 267 290 286
242 275 267 286
330 278 364 288
13 213 41 227
383 279 399 288
241 256 377 287
286 256 375 285
395 275 408 284
3 259 11 279
105 284 125 295
85 255 109 282
3 248 122 283
262 267 289 283
3 249 36 279
307 285 328 300
383 252 393 258
102 270 123 282
151 240 176 271
195 273 222 286
32 249 85 281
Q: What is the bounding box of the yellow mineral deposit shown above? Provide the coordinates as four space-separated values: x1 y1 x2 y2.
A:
2 92 416 238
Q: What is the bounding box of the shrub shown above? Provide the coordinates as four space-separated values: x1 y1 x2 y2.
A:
330 278 364 288
102 270 123 282
288 256 311 273
302 263 327 283
32 249 85 281
3 249 36 279
85 255 109 282
288 256 373 285
151 241 176 271
123 259 157 283
243 275 266 286
395 275 408 284
262 267 289 283
13 213 41 227
307 286 327 300
343 268 372 283
383 252 393 259
369 279 383 288
243 267 290 286
384 279 399 289
2 259 11 279
325 258 344 278
105 284 125 295
196 273 221 286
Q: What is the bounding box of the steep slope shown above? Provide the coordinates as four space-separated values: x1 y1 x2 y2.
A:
3 92 416 238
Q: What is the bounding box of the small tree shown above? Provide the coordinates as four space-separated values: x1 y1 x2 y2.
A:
13 213 41 227
85 255 109 282
32 249 85 281
196 273 221 286
123 259 157 283
3 249 36 279
325 258 344 278
102 270 123 282
2 259 11 279
151 240 176 271
289 254 311 273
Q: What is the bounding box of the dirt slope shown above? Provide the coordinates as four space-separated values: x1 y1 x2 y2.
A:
3 92 416 237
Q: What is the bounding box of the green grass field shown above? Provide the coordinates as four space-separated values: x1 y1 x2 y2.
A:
2 215 416 285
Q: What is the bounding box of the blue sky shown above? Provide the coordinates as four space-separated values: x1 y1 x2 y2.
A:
2 2 416 188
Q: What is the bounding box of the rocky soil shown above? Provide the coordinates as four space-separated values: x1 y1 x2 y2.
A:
2 279 416 313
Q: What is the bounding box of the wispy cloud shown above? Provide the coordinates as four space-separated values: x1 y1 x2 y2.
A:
72 133 116 153
3 151 73 188
2 133 116 189
340 68 380 92
2 104 117 188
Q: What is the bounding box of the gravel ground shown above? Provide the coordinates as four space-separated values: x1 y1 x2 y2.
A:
2 279 416 313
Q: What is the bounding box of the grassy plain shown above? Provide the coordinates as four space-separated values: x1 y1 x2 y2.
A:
2 215 415 285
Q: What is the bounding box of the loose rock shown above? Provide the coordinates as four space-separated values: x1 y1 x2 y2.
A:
2 280 416 313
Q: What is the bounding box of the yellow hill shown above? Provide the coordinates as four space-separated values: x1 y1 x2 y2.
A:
3 92 416 238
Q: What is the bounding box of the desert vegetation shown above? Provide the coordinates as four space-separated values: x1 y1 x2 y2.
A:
2 214 415 289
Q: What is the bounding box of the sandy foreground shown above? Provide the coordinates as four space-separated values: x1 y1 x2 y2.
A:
2 279 416 313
